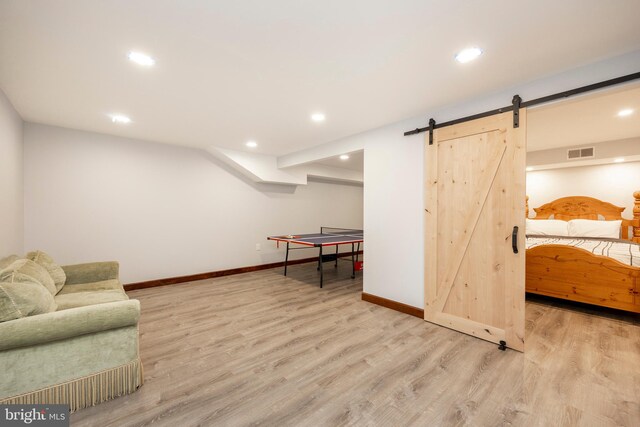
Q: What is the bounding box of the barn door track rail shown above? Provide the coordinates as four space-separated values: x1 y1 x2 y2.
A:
405 71 640 145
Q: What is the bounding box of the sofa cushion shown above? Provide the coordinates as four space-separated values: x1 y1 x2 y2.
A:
0 255 20 270
57 279 123 295
0 281 57 322
62 261 119 285
26 251 66 294
54 289 129 311
0 259 57 296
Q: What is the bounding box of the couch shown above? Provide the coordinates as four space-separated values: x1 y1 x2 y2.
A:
0 252 143 412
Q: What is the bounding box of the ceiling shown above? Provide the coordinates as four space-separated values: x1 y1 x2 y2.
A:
1 1 640 156
314 150 364 172
528 82 640 151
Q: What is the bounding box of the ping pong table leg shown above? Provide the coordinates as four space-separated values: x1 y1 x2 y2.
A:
318 227 323 271
319 245 323 288
351 243 355 279
284 242 289 276
335 245 339 268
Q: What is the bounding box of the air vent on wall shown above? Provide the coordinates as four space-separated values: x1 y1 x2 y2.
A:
567 147 595 160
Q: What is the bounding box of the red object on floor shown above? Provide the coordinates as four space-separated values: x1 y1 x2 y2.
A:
354 261 363 271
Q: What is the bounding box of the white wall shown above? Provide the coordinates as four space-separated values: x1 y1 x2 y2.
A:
527 161 640 218
362 129 423 304
0 89 23 256
23 123 363 284
290 50 640 309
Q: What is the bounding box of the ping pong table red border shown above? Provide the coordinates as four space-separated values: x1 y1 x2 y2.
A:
267 236 363 247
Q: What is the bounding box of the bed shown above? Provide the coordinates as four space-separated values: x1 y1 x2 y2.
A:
525 192 640 313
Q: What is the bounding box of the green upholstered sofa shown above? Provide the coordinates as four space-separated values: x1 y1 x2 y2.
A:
0 253 143 412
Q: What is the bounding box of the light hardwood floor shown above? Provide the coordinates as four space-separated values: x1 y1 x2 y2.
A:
71 263 640 426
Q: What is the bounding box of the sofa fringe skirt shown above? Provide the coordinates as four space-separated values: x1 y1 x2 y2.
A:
0 357 143 413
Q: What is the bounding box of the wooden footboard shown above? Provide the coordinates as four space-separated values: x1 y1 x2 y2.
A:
526 245 640 313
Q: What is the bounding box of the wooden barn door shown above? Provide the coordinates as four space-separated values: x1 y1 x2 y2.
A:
424 111 526 352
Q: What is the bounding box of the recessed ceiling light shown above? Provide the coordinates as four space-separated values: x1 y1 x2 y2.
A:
128 51 155 67
455 47 483 64
246 141 258 148
617 108 634 117
339 154 349 160
614 157 625 163
526 166 534 171
110 114 131 124
311 113 326 122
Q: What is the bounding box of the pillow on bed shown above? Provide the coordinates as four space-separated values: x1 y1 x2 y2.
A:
525 219 569 236
567 219 622 239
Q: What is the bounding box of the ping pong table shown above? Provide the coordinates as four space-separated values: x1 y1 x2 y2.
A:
267 227 363 288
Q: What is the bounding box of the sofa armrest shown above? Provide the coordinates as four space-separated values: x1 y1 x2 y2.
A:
0 299 140 351
62 261 119 285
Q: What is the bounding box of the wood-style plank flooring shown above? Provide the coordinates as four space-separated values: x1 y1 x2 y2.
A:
71 263 640 426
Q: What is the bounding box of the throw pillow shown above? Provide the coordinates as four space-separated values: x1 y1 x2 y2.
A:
0 259 57 296
0 280 57 322
26 250 66 294
0 255 20 270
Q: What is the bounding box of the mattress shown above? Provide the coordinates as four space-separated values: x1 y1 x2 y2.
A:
526 235 640 267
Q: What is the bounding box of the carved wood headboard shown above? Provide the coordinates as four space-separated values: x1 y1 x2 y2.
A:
525 193 640 242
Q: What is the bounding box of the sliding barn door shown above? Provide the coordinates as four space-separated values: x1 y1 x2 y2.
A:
424 111 526 352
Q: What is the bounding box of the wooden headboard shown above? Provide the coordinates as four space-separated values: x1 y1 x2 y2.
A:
525 192 640 242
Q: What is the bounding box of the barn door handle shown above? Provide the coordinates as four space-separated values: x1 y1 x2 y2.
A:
512 226 519 254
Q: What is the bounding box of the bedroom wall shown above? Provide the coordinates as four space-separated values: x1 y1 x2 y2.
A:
0 88 23 256
527 137 640 168
526 161 640 218
23 123 363 284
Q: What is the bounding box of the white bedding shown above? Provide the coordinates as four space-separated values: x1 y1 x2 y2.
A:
526 235 640 267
